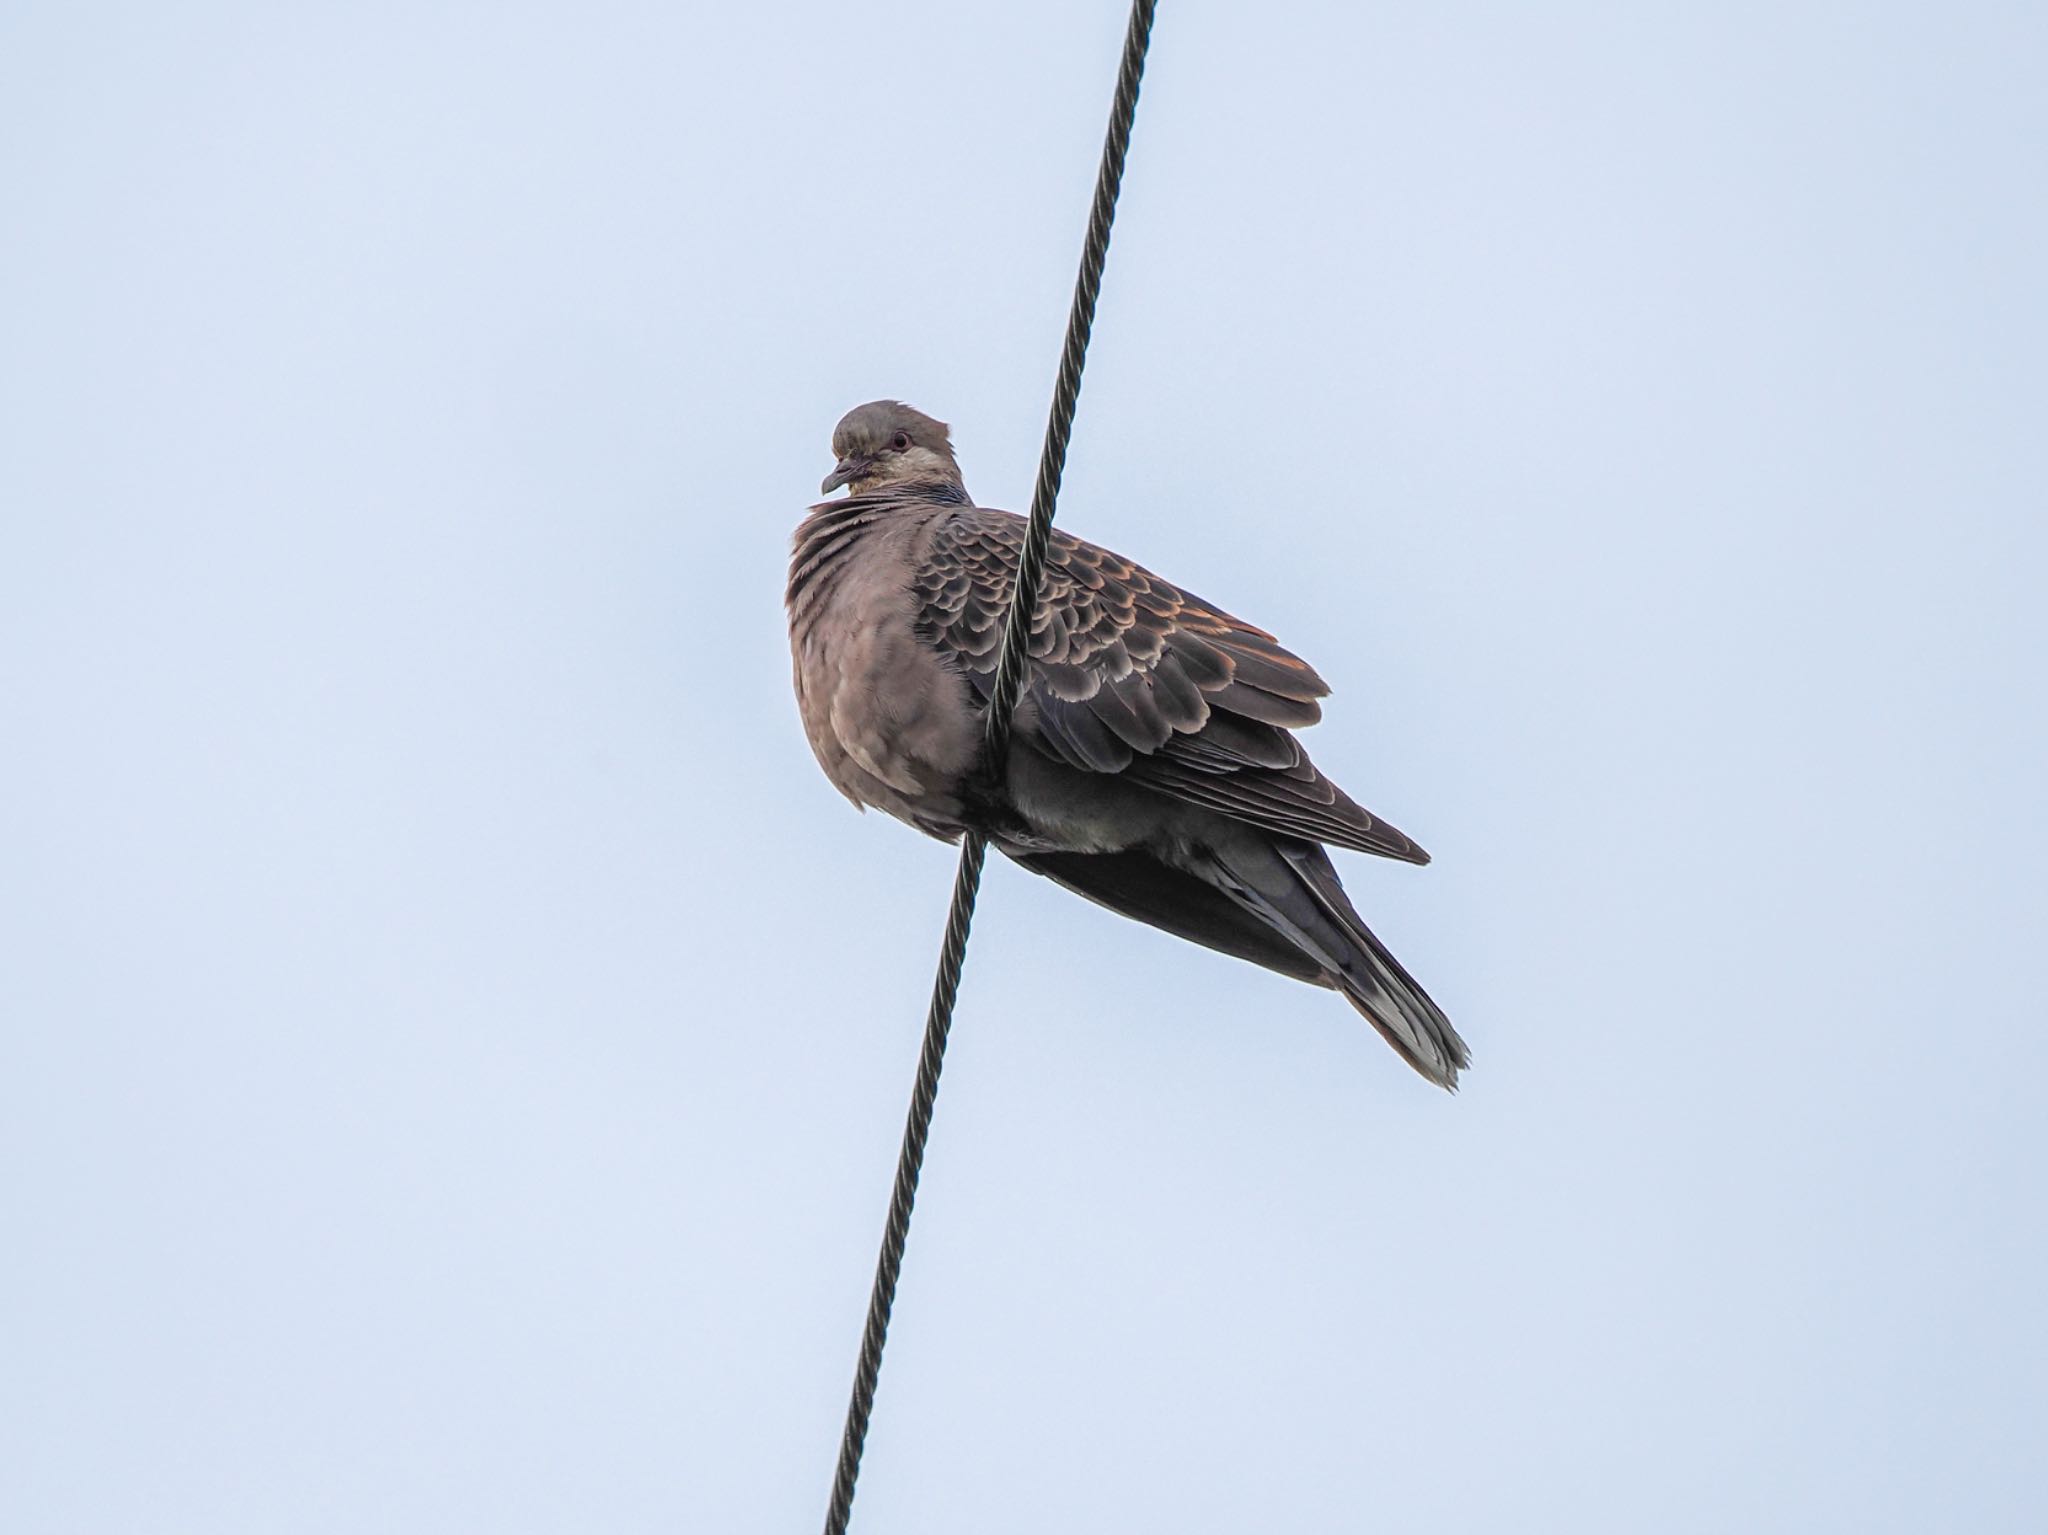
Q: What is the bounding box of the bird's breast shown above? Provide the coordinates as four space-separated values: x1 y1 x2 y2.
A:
788 516 981 837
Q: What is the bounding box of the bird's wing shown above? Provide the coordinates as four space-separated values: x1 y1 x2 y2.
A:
913 506 1428 864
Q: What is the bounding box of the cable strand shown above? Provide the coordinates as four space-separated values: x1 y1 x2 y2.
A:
820 4 1159 1530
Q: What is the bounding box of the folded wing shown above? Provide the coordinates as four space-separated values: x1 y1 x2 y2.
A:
913 507 1428 865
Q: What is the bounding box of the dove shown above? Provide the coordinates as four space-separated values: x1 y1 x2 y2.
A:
788 400 1468 1087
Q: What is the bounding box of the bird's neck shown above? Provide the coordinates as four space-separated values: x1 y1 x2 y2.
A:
848 476 972 504
788 485 964 626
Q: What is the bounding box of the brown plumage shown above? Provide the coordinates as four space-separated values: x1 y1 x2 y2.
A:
789 400 1468 1087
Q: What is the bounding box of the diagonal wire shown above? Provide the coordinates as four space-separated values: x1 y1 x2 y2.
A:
821 3 1158 1530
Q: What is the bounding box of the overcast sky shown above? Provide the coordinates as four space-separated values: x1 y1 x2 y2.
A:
4 3 2044 1531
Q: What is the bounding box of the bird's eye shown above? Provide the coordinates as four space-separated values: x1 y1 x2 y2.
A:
891 432 911 451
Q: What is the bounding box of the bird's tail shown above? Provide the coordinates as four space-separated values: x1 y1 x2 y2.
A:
1210 838 1470 1089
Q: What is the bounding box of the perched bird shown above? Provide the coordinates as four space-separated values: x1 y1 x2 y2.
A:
788 400 1468 1087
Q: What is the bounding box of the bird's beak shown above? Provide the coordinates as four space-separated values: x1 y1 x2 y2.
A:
820 456 868 495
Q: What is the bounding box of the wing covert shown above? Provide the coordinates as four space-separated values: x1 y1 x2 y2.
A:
912 506 1425 863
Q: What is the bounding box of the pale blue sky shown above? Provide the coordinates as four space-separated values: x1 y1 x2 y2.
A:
3 3 2044 1531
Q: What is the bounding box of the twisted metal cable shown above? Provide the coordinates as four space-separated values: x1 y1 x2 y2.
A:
822 3 1159 1530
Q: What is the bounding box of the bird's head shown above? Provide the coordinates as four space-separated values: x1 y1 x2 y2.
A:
821 400 963 496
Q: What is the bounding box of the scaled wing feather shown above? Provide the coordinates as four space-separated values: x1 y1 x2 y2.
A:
912 507 1428 864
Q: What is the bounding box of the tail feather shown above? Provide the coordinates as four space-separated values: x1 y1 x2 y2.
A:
1001 834 1467 1089
1209 838 1469 1089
